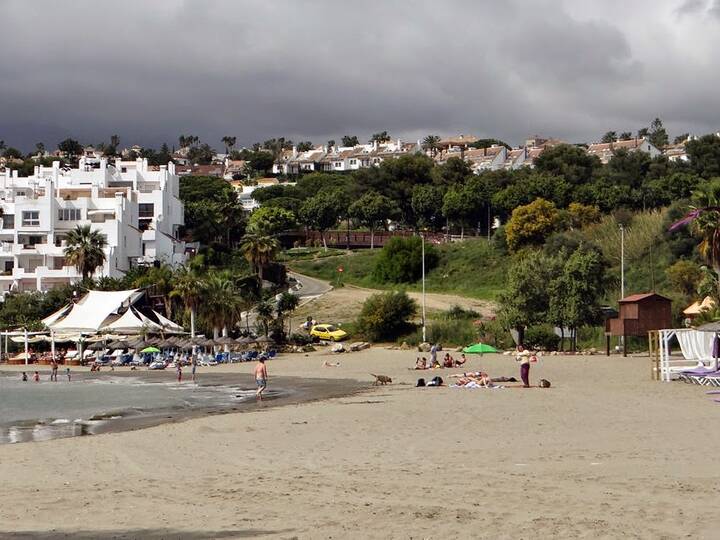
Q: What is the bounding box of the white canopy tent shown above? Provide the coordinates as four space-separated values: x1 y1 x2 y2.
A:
4 289 185 365
47 289 142 333
152 310 185 333
657 328 718 381
102 306 163 334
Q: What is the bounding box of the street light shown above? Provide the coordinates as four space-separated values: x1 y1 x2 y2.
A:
421 232 426 343
619 225 625 300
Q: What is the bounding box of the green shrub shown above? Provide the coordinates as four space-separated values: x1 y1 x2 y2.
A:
372 236 438 283
441 305 481 320
357 291 417 341
476 319 512 349
289 332 313 345
402 318 477 347
524 325 560 350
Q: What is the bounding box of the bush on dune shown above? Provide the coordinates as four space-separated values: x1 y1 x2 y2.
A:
357 291 417 342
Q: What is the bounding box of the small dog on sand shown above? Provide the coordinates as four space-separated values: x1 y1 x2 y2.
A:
370 374 392 386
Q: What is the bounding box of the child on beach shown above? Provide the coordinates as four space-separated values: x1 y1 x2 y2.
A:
176 363 182 382
21 372 27 382
66 368 71 381
191 357 197 383
33 371 39 382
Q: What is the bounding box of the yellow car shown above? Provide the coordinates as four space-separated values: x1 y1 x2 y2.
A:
310 324 348 342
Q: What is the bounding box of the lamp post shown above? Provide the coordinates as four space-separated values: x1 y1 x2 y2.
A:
620 225 626 355
421 232 426 343
620 225 625 300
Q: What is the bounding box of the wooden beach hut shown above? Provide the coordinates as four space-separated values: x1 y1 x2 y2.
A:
605 293 672 356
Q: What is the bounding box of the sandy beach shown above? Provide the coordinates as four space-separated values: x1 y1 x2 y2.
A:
1 347 719 539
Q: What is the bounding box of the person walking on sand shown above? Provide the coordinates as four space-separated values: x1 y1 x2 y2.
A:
191 357 197 383
50 359 58 382
176 363 182 383
254 357 268 400
430 343 438 367
66 367 71 382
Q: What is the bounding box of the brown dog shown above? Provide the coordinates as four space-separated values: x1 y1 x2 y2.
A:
370 374 392 386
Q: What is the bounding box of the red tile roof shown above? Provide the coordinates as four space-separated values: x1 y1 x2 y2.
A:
619 293 671 303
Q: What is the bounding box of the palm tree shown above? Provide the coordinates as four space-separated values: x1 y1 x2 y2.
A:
169 267 205 338
240 235 279 280
201 272 241 338
221 136 236 155
422 134 441 157
64 225 107 280
670 180 720 296
133 263 175 316
276 292 299 337
255 300 274 337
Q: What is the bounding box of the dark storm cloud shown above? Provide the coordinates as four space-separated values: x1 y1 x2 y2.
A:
1 0 719 152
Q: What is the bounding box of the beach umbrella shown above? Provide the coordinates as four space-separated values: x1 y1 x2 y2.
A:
215 336 236 345
140 346 161 353
108 340 131 349
87 341 107 351
158 338 175 348
463 343 498 354
236 336 256 344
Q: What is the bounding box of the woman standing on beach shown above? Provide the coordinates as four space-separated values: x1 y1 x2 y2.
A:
516 346 531 388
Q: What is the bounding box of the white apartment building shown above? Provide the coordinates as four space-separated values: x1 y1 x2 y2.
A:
272 139 421 175
0 158 185 293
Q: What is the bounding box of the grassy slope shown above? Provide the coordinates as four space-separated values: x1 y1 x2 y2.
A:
289 238 508 301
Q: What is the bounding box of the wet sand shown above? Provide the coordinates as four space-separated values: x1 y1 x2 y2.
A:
0 369 367 443
0 348 719 539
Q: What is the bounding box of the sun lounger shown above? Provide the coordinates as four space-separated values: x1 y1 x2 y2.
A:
678 367 720 385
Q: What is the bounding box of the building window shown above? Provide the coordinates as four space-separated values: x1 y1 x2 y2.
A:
22 211 40 227
58 208 82 221
2 214 14 229
16 191 26 197
139 203 154 219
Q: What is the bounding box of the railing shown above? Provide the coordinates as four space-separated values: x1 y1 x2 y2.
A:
301 229 447 248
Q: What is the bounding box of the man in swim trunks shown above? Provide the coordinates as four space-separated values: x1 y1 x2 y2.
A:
254 357 268 400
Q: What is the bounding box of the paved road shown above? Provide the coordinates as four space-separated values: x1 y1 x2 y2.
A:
288 271 332 300
240 272 332 330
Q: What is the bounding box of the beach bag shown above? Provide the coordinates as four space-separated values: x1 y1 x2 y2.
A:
416 378 426 387
539 379 551 388
428 376 443 386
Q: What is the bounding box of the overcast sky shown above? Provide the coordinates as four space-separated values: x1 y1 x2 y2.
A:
1 0 720 152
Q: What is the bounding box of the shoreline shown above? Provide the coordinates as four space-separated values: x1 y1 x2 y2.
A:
0 368 368 445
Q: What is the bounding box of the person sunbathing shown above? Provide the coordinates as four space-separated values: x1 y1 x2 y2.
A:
455 353 467 366
443 354 454 368
414 357 427 370
451 371 493 387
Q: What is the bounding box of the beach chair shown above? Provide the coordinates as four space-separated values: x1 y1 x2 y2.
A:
678 366 718 385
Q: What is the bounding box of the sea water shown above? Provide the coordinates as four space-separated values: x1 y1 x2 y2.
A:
0 374 259 443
